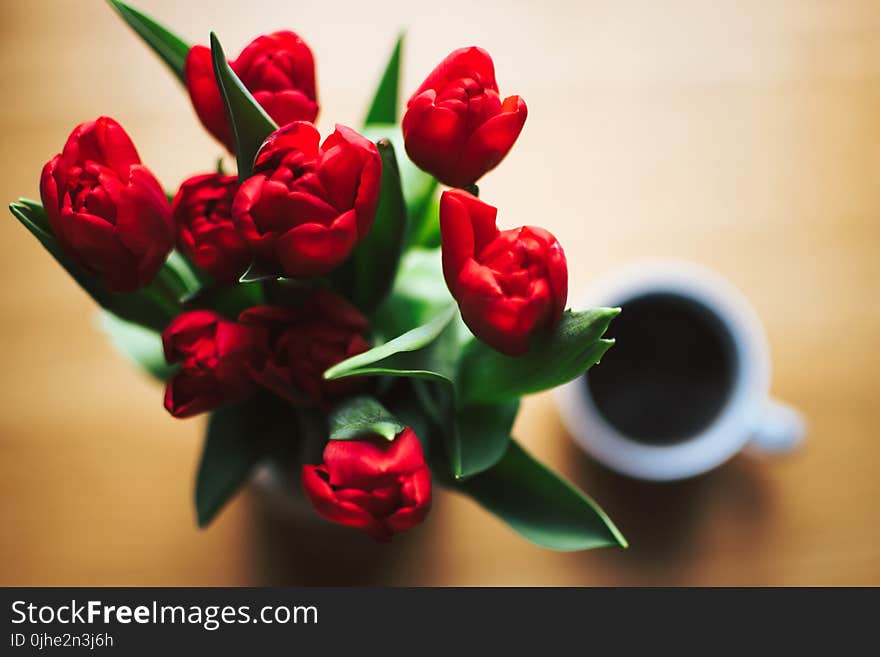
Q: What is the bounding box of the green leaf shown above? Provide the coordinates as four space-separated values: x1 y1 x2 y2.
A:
148 251 203 307
10 200 60 255
9 201 179 332
406 177 439 249
196 401 263 527
99 311 176 381
370 247 453 340
329 396 405 441
408 186 441 248
210 32 278 181
326 302 516 478
163 250 204 298
364 33 403 125
325 306 461 467
16 197 50 232
407 378 518 480
352 305 613 479
453 440 627 551
323 304 457 382
456 308 620 404
382 380 434 453
107 0 190 84
195 395 298 527
456 400 519 479
331 139 408 313
361 125 438 247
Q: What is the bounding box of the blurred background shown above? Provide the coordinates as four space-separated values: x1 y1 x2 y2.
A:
1 0 878 585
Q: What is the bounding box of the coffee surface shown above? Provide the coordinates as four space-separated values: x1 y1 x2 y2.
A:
585 293 737 444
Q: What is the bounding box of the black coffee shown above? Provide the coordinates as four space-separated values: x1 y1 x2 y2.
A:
585 293 737 444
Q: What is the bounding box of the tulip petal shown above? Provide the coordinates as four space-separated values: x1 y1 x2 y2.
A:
162 310 221 362
253 89 319 126
439 190 499 293
336 485 402 518
39 156 63 230
96 116 142 174
403 94 468 185
60 209 139 291
409 46 498 100
233 31 317 100
253 121 321 171
280 190 340 227
237 122 380 277
116 166 173 253
238 292 369 406
320 125 382 236
213 321 263 358
302 465 390 540
323 428 426 490
165 368 222 418
231 175 286 267
185 45 234 150
316 141 362 210
455 258 554 356
521 226 568 325
458 95 527 185
385 467 432 534
63 117 141 178
172 173 249 285
275 210 358 276
307 289 369 333
162 312 260 418
237 304 302 327
301 428 430 540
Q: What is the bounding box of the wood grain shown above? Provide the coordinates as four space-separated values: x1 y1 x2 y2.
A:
1 0 878 585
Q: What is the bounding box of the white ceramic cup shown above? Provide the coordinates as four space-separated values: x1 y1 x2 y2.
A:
555 260 805 481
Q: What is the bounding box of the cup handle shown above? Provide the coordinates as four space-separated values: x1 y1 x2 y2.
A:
746 398 806 455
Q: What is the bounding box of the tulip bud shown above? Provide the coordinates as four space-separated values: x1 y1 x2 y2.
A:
403 47 527 188
172 173 250 285
238 290 370 406
302 427 432 540
440 189 568 355
232 122 381 277
162 310 265 418
185 31 319 151
39 117 174 293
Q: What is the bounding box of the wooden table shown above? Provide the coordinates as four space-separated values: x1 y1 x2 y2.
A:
1 0 878 585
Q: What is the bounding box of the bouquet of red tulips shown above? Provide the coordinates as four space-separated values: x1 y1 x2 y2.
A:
8 0 626 550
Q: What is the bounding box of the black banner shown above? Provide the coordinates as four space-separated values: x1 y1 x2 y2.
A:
0 587 875 654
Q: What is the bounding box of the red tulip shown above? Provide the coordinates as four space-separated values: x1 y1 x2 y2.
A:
39 117 173 292
162 310 265 418
440 189 567 356
171 173 250 285
302 427 432 540
238 291 370 406
185 31 318 150
232 122 381 277
403 47 527 188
